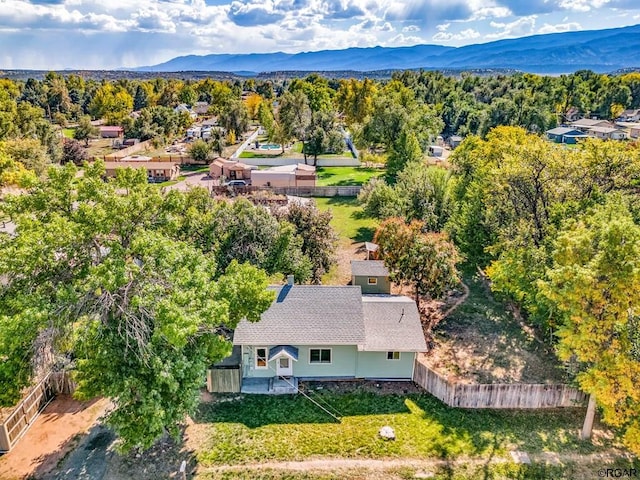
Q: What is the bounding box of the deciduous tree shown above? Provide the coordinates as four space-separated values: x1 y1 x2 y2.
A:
374 218 460 306
0 163 275 451
539 200 640 456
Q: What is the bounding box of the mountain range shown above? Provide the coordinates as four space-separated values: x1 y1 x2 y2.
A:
136 24 640 75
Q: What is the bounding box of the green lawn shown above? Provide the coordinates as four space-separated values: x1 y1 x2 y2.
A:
193 391 613 468
239 150 283 158
62 128 75 139
181 165 210 173
316 167 384 186
314 197 378 243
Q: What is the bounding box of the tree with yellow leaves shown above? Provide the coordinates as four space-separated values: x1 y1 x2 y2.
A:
539 198 640 456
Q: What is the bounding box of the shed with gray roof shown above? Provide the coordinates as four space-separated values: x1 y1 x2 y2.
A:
351 260 391 294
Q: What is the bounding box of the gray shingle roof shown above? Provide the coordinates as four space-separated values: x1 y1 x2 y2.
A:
546 127 583 136
361 296 427 352
351 260 389 277
571 118 611 127
233 285 366 345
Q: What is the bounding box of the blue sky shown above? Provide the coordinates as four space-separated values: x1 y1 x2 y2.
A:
1 0 639 69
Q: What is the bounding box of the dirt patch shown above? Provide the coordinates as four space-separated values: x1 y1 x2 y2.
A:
421 271 567 384
323 239 367 285
0 395 109 480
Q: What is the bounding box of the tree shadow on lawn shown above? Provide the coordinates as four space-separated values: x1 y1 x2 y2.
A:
353 226 376 243
193 391 413 428
411 395 599 457
194 392 594 459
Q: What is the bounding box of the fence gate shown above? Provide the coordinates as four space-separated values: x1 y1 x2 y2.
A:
0 372 57 452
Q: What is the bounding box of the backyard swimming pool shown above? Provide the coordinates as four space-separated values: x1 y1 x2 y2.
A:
259 144 281 150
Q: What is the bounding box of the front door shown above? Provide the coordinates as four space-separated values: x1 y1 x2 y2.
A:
276 357 293 376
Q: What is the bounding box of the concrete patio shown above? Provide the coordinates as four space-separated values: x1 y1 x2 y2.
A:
240 377 299 395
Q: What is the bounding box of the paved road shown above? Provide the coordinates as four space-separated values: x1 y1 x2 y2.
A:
230 128 260 159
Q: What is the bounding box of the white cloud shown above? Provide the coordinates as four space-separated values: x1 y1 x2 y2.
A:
403 25 421 32
486 15 537 39
386 33 424 46
436 22 450 32
538 21 581 34
558 0 611 12
432 28 480 41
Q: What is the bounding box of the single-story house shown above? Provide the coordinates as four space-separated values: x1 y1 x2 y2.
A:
615 121 640 139
428 145 444 157
618 109 640 122
209 158 252 180
193 102 210 115
570 118 613 132
186 126 201 139
563 107 581 123
351 260 390 294
174 104 198 120
229 282 427 393
448 135 463 149
250 164 316 188
103 161 180 183
99 126 124 138
587 126 627 140
545 127 588 144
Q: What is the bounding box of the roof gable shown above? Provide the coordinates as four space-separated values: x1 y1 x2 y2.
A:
361 295 427 352
233 285 366 346
351 260 389 277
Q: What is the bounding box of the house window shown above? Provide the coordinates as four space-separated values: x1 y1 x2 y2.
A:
387 351 401 361
367 277 378 285
255 347 268 369
309 348 331 364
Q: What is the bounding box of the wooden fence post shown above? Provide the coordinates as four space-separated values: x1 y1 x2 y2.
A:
581 394 596 440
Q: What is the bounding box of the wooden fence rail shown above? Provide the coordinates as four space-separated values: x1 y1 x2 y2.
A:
0 371 75 452
412 359 587 409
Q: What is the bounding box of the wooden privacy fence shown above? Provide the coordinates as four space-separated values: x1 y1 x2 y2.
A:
211 185 362 197
413 359 587 409
103 139 153 161
0 371 75 452
207 367 242 393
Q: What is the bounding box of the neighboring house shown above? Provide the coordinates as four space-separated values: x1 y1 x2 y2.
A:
186 126 201 139
351 260 390 294
615 121 640 139
103 161 180 183
587 126 627 140
546 127 588 144
428 145 444 157
448 135 463 149
223 279 427 394
619 109 640 122
250 164 316 188
564 107 581 123
570 118 613 132
174 103 198 120
209 158 252 180
193 101 210 115
99 126 124 138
